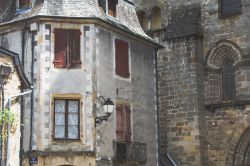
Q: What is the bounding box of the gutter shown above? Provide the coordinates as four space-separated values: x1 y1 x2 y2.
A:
6 90 32 166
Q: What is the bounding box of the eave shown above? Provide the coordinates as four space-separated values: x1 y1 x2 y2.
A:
0 16 163 49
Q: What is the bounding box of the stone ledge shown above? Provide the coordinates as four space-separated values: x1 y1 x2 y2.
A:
205 99 250 111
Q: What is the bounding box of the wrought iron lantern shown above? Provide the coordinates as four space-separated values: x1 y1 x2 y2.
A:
95 96 114 126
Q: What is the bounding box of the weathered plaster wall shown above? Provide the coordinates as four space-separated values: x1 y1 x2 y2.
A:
95 26 158 166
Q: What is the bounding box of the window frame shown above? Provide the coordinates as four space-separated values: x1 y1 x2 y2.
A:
53 28 82 69
114 38 131 80
53 99 80 140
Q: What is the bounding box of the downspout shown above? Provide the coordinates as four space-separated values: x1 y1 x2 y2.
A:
29 31 35 164
20 27 27 166
154 48 160 166
6 90 32 166
0 78 4 166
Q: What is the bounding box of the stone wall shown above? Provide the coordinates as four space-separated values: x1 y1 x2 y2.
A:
135 0 250 165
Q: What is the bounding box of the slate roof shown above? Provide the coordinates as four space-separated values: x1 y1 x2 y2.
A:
0 46 31 89
0 0 156 45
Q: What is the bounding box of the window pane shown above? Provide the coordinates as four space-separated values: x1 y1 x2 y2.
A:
55 100 65 113
55 113 65 125
68 100 78 113
68 126 79 139
68 113 78 125
55 126 65 139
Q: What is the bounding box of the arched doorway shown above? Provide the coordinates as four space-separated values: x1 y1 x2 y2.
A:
233 127 250 166
225 115 250 166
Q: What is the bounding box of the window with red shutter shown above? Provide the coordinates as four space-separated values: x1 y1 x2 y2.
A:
220 0 242 17
54 29 81 68
125 106 131 142
116 104 132 142
115 39 130 78
19 0 31 8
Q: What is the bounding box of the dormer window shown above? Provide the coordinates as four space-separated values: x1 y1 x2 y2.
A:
19 0 31 9
98 0 118 17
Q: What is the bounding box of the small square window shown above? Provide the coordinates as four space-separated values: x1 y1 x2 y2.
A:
220 0 242 17
53 29 82 68
54 99 80 140
115 39 130 78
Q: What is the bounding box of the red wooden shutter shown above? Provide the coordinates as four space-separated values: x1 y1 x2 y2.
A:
19 0 30 8
54 29 66 68
125 106 131 142
69 30 81 68
115 39 130 78
115 39 123 76
122 41 129 78
116 104 124 141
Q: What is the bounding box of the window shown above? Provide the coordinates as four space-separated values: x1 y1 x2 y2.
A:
137 10 147 31
53 29 81 68
19 0 31 8
116 104 131 142
220 0 242 17
221 58 236 101
108 0 117 17
54 99 80 140
98 0 117 17
115 39 130 78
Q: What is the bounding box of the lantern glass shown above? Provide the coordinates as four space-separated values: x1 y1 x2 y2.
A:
103 98 114 114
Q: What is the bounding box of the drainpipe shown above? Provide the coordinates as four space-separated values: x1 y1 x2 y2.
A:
29 31 35 165
6 90 32 166
0 78 4 166
154 48 160 166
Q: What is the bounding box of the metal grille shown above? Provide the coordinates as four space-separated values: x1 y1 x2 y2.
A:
114 141 147 164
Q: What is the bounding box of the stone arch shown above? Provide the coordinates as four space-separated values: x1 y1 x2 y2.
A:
136 10 147 31
151 6 162 31
204 40 243 103
206 40 243 68
225 114 250 166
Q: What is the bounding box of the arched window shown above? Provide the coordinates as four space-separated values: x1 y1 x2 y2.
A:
151 6 161 31
221 58 236 101
136 10 147 31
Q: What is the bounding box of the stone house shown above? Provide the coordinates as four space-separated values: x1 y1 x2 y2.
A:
0 0 160 165
135 0 250 166
0 46 30 166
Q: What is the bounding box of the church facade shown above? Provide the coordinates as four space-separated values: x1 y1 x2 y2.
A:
135 0 250 165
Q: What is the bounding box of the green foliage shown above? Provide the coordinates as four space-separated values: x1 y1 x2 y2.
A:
0 109 15 139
